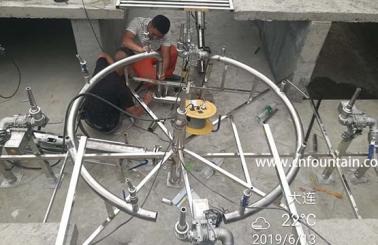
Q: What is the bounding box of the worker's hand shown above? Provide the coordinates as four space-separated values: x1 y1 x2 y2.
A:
143 45 152 53
158 74 166 81
136 46 146 53
143 92 153 105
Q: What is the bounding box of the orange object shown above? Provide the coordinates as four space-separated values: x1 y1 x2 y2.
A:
132 46 178 81
314 186 343 199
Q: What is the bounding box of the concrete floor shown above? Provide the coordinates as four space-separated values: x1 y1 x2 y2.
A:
1 10 378 245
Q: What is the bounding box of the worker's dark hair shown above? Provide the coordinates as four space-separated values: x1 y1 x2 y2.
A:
151 15 170 35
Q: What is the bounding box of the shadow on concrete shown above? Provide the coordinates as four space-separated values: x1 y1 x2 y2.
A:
0 18 76 54
311 22 378 100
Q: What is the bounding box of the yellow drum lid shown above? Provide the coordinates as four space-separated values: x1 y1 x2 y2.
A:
185 100 217 119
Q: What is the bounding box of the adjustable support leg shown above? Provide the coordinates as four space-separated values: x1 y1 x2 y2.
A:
28 131 57 187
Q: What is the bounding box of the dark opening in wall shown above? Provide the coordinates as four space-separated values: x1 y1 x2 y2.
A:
0 18 77 59
309 22 378 99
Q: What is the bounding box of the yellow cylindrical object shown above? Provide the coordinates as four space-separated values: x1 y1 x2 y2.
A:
185 100 217 135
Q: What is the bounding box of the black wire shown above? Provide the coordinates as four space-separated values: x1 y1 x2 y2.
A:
91 142 172 244
4 163 15 171
0 53 22 99
6 159 61 170
61 92 176 152
80 0 104 52
90 87 184 244
132 123 170 143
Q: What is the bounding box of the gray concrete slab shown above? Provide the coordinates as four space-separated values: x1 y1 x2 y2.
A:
233 0 378 22
0 0 123 19
306 219 378 245
311 22 378 98
0 223 78 245
1 8 378 245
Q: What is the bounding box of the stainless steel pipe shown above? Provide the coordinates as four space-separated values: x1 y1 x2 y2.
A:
66 52 163 222
210 55 304 223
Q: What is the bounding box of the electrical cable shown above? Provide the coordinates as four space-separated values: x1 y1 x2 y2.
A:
132 123 170 143
5 145 62 170
0 50 22 99
90 86 183 244
80 0 104 52
6 159 61 170
61 92 176 152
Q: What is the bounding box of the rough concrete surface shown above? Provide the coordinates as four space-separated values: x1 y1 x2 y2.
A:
257 20 331 101
306 219 378 245
311 22 378 99
0 0 123 19
0 223 78 245
233 0 378 22
1 8 378 245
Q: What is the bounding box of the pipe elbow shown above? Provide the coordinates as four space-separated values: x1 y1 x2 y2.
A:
0 116 17 130
214 227 234 245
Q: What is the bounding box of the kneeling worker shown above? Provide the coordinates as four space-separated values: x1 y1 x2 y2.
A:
121 15 179 81
81 51 152 133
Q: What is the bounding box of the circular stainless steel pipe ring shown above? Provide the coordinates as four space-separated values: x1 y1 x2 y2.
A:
67 52 163 221
209 55 304 223
67 52 304 223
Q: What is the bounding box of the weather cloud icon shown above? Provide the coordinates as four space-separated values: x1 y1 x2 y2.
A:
251 217 271 230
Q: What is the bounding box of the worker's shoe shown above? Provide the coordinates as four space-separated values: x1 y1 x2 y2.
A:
166 74 182 81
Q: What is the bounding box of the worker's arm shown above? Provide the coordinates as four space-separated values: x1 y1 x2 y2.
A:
98 52 114 64
160 45 170 80
122 31 145 53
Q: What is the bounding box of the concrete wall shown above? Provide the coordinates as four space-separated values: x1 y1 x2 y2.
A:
71 13 126 74
257 21 309 81
257 20 331 100
99 18 126 55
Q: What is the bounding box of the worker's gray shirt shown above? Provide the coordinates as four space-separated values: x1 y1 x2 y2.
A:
126 17 172 51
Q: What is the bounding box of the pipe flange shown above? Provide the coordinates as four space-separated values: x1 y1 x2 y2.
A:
175 221 189 240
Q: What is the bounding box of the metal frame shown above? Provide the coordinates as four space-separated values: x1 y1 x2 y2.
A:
116 0 234 10
58 49 306 243
263 124 307 245
55 136 87 245
307 98 361 219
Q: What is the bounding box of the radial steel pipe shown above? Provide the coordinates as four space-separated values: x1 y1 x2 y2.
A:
66 52 163 222
230 116 252 186
209 55 304 222
185 149 250 189
55 137 87 245
1 151 368 162
43 153 70 223
180 150 193 213
0 152 166 161
263 124 308 245
129 86 173 140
